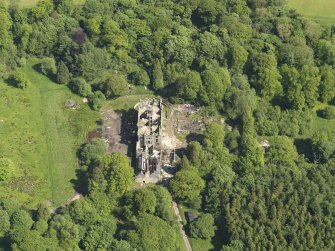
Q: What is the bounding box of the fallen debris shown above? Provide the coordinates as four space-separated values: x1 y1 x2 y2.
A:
64 99 80 110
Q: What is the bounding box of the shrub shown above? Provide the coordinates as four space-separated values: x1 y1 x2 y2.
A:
320 106 335 120
0 157 16 181
89 91 106 111
70 77 92 97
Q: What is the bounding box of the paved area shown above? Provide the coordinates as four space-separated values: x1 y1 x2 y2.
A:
172 201 193 251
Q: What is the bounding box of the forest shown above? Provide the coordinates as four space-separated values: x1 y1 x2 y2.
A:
1 0 335 250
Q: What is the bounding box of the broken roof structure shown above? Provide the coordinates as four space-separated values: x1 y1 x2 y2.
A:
134 98 175 183
135 99 162 183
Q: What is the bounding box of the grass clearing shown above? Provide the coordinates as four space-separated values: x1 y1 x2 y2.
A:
0 58 98 207
189 238 214 251
106 93 157 111
293 103 335 160
288 0 335 25
300 103 335 138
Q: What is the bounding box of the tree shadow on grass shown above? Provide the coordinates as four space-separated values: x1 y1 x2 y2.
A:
32 63 57 83
4 76 16 88
70 167 89 196
294 138 313 162
316 109 328 119
115 108 137 166
186 133 204 144
32 63 43 75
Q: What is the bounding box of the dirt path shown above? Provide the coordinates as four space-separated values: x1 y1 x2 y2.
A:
172 201 193 251
49 192 82 214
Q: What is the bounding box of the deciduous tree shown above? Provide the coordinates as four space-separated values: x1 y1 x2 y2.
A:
190 213 216 239
104 152 134 195
169 168 204 203
132 188 157 214
79 139 107 166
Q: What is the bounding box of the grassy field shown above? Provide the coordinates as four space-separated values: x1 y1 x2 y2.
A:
0 58 98 207
19 0 86 7
288 0 335 24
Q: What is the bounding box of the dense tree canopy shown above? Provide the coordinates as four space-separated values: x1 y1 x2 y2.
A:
169 167 205 204
124 213 178 251
1 0 335 250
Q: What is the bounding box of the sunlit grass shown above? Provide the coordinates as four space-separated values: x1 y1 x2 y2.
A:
288 0 335 25
0 58 98 207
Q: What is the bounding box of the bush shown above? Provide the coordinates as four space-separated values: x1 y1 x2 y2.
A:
70 77 92 97
10 210 34 230
0 157 17 181
9 71 30 89
101 74 129 98
89 91 106 111
40 57 56 77
320 106 335 119
17 58 27 67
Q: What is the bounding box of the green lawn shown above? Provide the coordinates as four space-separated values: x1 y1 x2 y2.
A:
0 58 98 207
288 0 335 25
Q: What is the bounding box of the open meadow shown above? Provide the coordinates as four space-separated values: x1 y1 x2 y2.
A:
0 58 98 207
288 0 335 25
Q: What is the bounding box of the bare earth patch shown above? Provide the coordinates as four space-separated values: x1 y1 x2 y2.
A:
101 108 128 154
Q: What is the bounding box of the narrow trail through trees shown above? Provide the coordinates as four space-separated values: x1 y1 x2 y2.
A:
172 201 193 251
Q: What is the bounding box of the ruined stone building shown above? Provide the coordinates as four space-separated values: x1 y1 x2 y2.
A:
135 99 162 182
134 98 175 183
